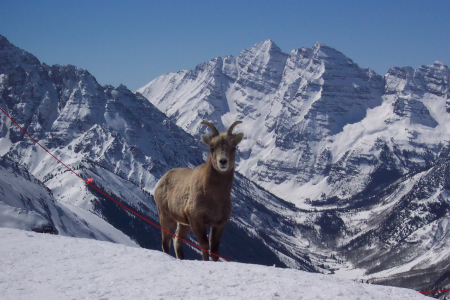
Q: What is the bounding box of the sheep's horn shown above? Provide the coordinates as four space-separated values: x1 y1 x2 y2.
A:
201 121 219 136
227 121 242 135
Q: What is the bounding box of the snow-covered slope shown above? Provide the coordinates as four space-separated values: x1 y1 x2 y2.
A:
0 227 428 300
0 155 137 246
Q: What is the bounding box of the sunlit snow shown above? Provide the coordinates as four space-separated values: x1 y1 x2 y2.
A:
0 228 428 300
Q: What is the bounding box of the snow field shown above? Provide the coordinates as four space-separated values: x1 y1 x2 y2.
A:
0 228 428 300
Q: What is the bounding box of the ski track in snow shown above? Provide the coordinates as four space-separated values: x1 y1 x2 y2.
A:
0 228 428 300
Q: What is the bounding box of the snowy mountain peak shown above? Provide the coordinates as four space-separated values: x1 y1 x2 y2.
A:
312 41 332 52
0 35 41 73
251 39 283 53
312 42 359 68
235 40 288 93
385 61 449 97
434 60 448 69
237 39 287 68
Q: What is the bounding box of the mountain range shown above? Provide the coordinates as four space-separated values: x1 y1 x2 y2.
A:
1 34 449 297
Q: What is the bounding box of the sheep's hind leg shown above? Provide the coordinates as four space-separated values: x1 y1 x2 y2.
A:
160 215 176 255
174 223 191 260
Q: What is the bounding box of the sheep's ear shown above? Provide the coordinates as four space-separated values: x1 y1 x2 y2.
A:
201 135 211 145
232 133 244 145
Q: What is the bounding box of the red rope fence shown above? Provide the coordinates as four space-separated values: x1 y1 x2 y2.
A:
420 288 450 294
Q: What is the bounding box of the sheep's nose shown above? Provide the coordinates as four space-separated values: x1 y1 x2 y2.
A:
219 158 228 165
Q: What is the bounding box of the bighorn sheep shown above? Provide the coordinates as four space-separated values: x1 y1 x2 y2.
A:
154 121 244 261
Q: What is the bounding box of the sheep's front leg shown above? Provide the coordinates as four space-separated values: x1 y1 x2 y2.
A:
190 220 210 261
174 223 191 260
210 224 225 261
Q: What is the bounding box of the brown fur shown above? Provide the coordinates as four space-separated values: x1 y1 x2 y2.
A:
154 121 244 261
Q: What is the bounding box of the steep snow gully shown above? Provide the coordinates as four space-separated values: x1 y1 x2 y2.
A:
1 34 450 298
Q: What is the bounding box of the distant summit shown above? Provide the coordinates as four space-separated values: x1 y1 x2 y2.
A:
0 35 41 73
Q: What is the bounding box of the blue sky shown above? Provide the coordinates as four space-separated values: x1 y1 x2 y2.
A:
2 0 449 91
